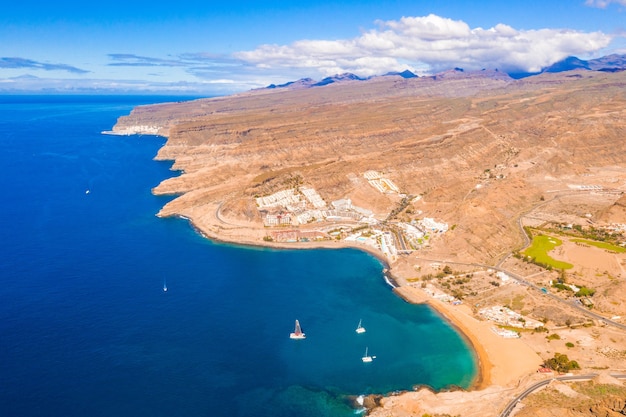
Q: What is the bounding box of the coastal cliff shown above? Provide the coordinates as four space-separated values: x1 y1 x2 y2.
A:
112 70 626 265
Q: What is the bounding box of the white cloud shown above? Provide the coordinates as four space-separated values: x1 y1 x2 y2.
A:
585 0 626 8
234 14 615 76
380 15 471 40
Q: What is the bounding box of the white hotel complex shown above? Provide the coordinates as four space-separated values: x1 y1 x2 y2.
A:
255 170 449 259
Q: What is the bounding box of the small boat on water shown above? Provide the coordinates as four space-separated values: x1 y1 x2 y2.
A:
290 319 306 340
355 319 366 334
362 347 375 363
163 279 168 292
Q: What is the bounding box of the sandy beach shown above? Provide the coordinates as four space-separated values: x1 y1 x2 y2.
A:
365 286 543 417
394 286 542 389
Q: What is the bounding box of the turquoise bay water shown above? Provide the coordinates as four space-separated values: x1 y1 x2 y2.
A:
0 95 476 417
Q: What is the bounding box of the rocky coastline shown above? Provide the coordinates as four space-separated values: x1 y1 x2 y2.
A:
110 70 626 416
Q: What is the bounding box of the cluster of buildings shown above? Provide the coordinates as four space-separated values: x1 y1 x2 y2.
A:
419 217 449 233
325 198 374 221
364 170 400 194
343 215 449 259
255 189 301 210
300 186 326 208
419 283 459 304
105 125 160 135
568 184 603 191
380 231 397 258
256 187 376 227
395 218 449 248
607 223 626 235
479 306 543 329
263 213 292 227
254 171 449 258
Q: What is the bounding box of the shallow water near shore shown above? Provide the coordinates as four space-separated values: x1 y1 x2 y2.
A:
0 95 476 417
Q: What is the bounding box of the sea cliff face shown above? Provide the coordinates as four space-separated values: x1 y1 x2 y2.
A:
112 70 626 264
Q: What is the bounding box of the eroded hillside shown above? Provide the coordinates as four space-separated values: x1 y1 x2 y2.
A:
112 70 626 265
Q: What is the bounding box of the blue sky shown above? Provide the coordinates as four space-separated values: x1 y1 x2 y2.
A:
1 0 625 95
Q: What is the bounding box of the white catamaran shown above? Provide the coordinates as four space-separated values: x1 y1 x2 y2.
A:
290 319 306 340
355 319 366 334
362 347 376 362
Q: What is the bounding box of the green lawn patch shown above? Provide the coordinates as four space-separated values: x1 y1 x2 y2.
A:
570 238 626 253
523 235 574 270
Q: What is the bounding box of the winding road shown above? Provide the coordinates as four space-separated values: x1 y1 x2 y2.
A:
499 373 599 417
492 265 626 331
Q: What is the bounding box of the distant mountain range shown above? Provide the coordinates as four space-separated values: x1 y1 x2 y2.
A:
544 54 626 73
265 53 626 90
266 73 366 89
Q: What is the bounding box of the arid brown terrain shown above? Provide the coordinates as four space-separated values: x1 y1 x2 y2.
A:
113 70 626 261
111 69 626 416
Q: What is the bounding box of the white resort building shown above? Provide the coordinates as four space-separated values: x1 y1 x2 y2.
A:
263 213 292 227
363 170 400 194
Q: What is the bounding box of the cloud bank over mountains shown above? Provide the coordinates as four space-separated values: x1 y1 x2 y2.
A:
1 13 623 94
235 14 613 76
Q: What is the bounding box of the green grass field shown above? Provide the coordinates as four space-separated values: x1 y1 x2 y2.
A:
523 234 574 270
570 238 626 253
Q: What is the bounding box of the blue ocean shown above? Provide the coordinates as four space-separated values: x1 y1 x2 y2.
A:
0 95 476 417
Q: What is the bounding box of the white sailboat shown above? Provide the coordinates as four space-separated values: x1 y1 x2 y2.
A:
289 319 306 339
362 347 375 362
355 319 366 334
